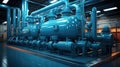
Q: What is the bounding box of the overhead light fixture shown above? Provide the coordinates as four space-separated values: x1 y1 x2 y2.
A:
2 21 7 24
97 11 101 13
103 7 117 12
2 0 9 4
50 0 57 3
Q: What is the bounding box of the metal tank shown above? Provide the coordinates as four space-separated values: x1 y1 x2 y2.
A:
40 6 81 39
22 16 39 38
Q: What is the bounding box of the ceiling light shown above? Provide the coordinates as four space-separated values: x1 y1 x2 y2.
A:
2 21 7 24
50 0 57 3
103 7 117 12
97 11 101 13
2 0 9 4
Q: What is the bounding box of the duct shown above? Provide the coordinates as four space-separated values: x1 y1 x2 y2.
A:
91 7 97 40
30 0 69 16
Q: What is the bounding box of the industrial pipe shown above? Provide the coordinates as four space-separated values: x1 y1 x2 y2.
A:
91 7 97 40
0 4 11 39
7 8 11 39
13 8 17 36
79 0 85 19
22 0 28 27
30 0 69 16
70 4 80 19
70 4 85 38
16 8 21 35
70 0 86 39
47 9 56 20
80 0 85 39
39 16 44 28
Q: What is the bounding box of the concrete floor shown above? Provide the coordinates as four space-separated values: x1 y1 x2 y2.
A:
0 42 69 67
0 42 120 67
101 57 120 67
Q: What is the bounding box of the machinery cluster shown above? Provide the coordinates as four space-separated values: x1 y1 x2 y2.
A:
8 0 113 56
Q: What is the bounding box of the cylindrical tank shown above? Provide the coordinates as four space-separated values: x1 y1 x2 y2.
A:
40 16 81 39
53 41 75 51
22 23 39 38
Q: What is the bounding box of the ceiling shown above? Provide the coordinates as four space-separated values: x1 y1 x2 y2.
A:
0 0 120 24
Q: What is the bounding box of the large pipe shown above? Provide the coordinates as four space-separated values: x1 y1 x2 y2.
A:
70 4 85 38
39 16 44 28
13 8 17 36
22 0 28 27
0 4 11 40
70 0 85 39
7 8 11 40
91 7 97 40
70 4 80 19
30 0 69 16
47 9 56 20
16 8 21 35
81 16 85 39
80 0 85 39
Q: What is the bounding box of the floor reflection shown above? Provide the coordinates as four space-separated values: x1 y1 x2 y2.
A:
2 56 7 67
0 43 69 67
100 57 120 67
0 42 120 67
0 43 7 67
